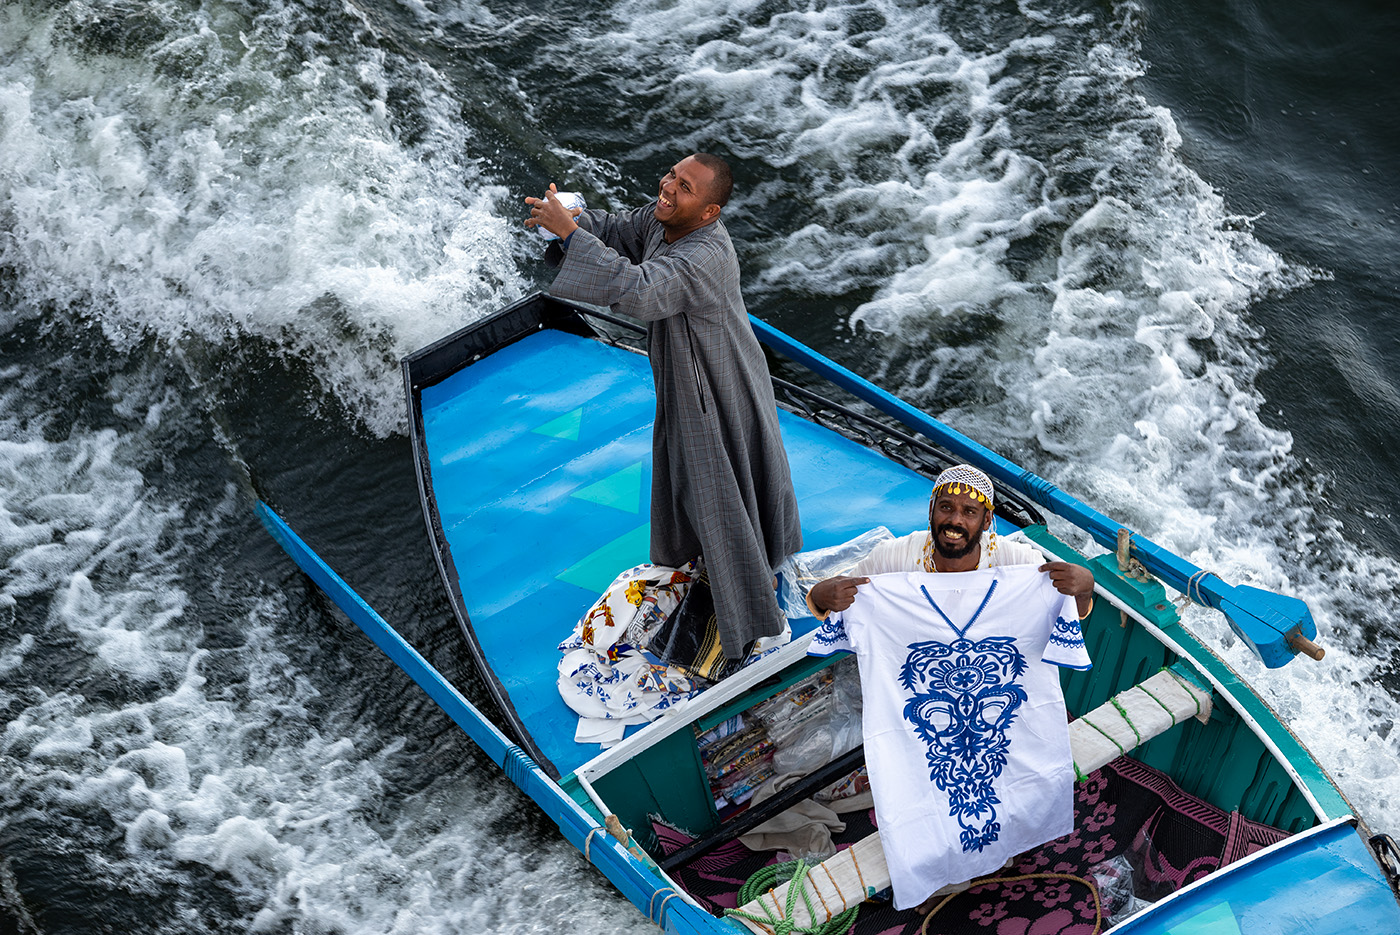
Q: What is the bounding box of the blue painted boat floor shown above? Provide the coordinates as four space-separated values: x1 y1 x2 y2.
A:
420 328 973 776
1113 820 1400 935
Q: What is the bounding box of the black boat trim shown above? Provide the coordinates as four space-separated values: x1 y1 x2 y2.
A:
658 743 868 872
403 294 577 779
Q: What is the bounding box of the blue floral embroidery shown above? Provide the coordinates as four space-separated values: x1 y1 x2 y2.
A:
901 580 1027 852
812 616 851 650
1048 615 1085 649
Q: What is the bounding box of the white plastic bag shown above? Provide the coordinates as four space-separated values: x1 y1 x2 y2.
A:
535 191 587 240
1090 855 1153 925
775 526 894 618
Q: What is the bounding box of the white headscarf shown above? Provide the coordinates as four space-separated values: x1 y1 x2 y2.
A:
931 464 994 510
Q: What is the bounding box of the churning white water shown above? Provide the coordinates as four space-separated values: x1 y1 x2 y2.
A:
2 0 1396 930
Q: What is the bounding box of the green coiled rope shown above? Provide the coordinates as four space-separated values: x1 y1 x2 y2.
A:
725 859 861 935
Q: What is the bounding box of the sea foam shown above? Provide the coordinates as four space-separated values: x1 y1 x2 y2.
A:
1 0 522 437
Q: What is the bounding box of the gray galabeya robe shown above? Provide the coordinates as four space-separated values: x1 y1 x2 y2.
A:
546 203 803 658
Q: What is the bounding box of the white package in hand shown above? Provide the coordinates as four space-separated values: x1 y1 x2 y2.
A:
537 191 587 240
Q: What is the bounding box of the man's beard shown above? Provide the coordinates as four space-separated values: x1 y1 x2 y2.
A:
934 524 980 560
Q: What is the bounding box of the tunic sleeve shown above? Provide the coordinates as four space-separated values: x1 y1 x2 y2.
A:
1041 583 1092 670
548 224 726 322
808 612 855 657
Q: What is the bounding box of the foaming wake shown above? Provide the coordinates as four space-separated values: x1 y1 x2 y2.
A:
0 354 656 934
0 0 523 437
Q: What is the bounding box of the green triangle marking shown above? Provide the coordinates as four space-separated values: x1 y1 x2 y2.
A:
557 523 651 592
1167 902 1240 935
571 462 643 514
533 407 582 441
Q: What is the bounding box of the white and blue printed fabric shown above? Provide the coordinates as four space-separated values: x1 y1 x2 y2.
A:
557 562 792 749
557 563 701 747
809 566 1090 909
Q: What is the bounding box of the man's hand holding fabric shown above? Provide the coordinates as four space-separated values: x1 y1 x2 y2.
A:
1037 561 1095 617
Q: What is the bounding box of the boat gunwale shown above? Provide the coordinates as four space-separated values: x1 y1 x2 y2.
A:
254 502 726 934
401 293 590 778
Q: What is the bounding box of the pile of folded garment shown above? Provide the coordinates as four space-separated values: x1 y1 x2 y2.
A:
696 670 837 813
557 562 701 747
559 561 792 749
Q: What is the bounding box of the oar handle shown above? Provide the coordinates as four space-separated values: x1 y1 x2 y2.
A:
1288 631 1326 661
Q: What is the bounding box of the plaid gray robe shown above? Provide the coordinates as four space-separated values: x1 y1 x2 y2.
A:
546 203 803 658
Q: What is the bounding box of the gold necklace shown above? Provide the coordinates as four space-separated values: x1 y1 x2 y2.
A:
922 530 996 572
922 533 938 572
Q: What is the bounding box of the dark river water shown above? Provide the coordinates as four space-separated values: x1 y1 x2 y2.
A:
1 0 1397 930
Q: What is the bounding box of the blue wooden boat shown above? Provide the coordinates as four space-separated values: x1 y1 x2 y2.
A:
258 292 1400 934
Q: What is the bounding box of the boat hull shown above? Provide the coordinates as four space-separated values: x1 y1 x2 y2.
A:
256 292 1400 933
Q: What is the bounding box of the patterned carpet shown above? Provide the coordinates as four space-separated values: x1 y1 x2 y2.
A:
655 757 1289 935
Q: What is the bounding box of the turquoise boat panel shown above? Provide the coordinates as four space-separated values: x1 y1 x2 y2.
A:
1025 531 1325 833
1113 822 1400 935
419 328 958 776
1062 598 1320 832
591 728 717 853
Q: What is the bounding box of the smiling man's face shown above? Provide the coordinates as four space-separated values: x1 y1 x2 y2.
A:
655 155 721 241
930 489 992 560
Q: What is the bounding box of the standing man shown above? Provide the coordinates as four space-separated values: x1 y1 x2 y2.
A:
526 154 803 666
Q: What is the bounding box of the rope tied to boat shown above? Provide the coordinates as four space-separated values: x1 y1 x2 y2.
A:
502 744 534 787
1135 681 1179 726
1173 569 1219 610
1161 667 1204 720
649 886 682 925
1078 714 1126 758
583 827 604 863
1107 697 1142 747
726 859 860 935
584 814 649 865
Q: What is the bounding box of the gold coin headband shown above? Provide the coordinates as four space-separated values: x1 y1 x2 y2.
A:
933 481 991 509
929 464 995 510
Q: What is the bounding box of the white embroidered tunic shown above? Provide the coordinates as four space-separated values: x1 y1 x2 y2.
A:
809 565 1091 909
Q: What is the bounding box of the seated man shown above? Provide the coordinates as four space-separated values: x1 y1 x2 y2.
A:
805 464 1094 618
807 463 1094 913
